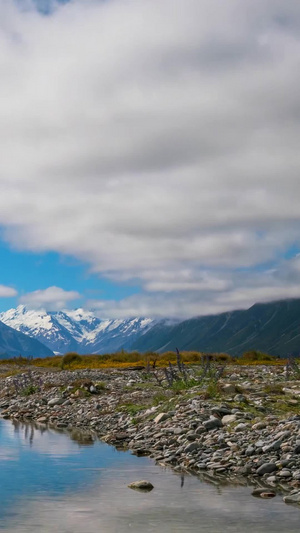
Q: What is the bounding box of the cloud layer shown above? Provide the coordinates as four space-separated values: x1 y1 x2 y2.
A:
0 285 17 298
1 0 300 316
19 286 80 310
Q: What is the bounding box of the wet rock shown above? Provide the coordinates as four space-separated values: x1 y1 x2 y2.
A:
283 492 300 504
36 416 48 423
257 463 277 476
252 488 276 498
128 480 154 491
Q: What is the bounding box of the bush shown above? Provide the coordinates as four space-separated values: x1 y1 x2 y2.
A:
22 385 39 396
61 352 82 369
241 350 276 362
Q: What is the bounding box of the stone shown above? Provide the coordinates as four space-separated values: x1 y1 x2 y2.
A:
294 444 300 454
234 394 246 403
128 480 154 491
222 384 236 394
278 470 292 478
234 423 248 432
283 492 300 504
211 406 232 417
36 416 48 423
266 476 277 483
154 413 169 424
48 397 64 406
263 440 282 453
195 425 206 435
203 418 223 430
257 463 277 476
252 422 267 430
245 445 256 456
252 488 276 498
222 414 237 425
56 422 67 428
255 440 265 448
184 442 201 453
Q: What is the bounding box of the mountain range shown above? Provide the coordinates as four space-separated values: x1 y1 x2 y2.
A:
0 298 300 358
0 306 157 356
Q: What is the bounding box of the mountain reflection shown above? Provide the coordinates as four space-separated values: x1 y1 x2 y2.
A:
4 419 92 457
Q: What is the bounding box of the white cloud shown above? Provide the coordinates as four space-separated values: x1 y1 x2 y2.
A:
1 0 300 316
89 257 300 318
0 285 17 298
19 286 80 310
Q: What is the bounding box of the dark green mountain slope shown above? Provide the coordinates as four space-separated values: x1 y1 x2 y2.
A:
132 299 300 357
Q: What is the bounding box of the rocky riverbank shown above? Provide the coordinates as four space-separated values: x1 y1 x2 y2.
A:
1 363 300 505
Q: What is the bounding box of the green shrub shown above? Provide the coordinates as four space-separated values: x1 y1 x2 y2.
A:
61 352 82 369
171 378 199 391
22 385 39 396
204 380 221 399
241 350 276 362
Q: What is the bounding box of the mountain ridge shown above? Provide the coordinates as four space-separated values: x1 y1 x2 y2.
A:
1 298 300 357
131 299 300 357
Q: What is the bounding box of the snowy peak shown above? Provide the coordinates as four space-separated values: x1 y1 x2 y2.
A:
53 309 103 343
2 306 53 333
82 317 156 354
0 306 157 355
0 306 78 354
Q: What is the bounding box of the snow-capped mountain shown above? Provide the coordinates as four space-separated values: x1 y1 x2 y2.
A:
0 306 156 355
84 317 155 354
0 318 54 359
0 306 79 354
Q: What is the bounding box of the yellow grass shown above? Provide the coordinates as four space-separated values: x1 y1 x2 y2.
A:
0 350 289 370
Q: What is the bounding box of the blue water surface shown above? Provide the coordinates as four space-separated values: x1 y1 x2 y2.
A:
0 418 299 533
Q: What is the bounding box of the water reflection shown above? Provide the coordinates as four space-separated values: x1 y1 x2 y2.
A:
2 420 81 458
0 419 299 532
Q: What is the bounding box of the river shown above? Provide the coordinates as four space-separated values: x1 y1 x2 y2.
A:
0 418 299 532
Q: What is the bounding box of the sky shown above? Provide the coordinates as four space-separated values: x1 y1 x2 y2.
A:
1 0 300 318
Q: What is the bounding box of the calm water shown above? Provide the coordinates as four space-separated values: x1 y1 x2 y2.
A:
0 419 299 532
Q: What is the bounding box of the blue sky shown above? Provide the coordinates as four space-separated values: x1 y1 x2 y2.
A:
1 0 300 317
0 239 140 312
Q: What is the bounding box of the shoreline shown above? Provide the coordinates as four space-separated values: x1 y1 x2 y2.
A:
0 363 300 506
